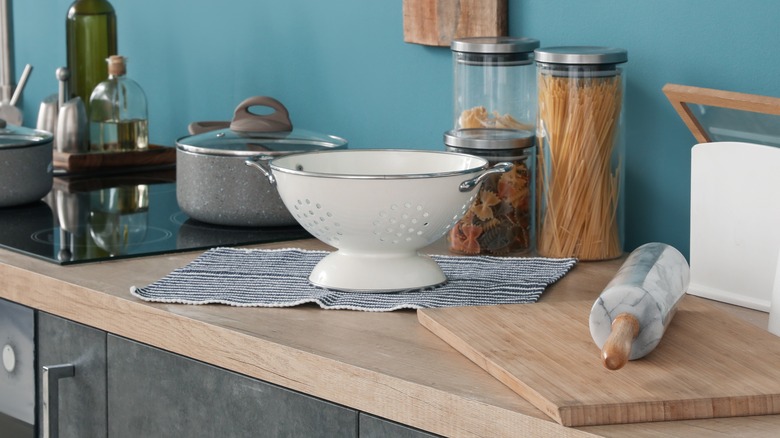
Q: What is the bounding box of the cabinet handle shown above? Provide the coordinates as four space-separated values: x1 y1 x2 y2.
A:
42 364 75 438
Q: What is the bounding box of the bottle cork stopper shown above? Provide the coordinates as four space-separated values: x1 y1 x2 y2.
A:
107 55 127 76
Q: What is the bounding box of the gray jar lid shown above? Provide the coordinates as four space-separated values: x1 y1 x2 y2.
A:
451 37 540 54
534 46 628 65
444 128 535 150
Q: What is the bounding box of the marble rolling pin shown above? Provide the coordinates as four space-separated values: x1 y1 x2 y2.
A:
589 242 690 370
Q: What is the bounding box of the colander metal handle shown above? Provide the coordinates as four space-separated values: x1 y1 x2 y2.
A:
459 162 514 192
245 156 276 186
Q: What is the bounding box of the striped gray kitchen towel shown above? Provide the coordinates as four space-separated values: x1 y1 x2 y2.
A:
130 247 577 311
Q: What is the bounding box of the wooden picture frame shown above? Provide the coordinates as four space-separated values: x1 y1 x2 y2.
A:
663 83 780 144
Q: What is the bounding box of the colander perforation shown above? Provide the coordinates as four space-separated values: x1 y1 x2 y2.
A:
373 202 432 245
293 199 340 245
447 195 477 227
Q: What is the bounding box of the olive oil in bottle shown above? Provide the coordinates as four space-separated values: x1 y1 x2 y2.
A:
66 0 118 109
89 56 149 152
91 119 149 152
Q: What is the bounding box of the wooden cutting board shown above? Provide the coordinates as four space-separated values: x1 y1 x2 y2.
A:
418 296 780 427
402 0 507 46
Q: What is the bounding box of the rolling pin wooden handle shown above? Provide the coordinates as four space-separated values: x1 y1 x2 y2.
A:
601 313 640 370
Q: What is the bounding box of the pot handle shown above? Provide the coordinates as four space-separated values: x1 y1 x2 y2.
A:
230 96 293 133
187 121 230 135
459 162 514 193
245 156 276 186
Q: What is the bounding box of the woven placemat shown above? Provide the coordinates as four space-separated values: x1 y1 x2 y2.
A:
131 247 577 312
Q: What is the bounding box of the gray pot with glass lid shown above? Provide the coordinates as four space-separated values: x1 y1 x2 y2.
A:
176 96 348 227
0 120 54 208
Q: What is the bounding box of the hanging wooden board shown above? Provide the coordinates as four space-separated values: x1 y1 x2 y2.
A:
402 0 507 47
418 296 780 427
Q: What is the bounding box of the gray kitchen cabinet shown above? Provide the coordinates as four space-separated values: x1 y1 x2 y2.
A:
106 335 359 438
1 298 36 438
37 312 108 438
34 311 436 437
360 414 440 438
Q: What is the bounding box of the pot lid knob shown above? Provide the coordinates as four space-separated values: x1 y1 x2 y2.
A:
229 96 293 133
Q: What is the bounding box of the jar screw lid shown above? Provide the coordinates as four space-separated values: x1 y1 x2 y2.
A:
451 37 540 54
534 46 628 65
444 128 535 150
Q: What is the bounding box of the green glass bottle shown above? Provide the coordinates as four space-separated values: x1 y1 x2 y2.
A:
66 0 117 110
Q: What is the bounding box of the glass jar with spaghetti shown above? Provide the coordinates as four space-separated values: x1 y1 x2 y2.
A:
534 46 628 260
451 36 540 131
444 128 535 255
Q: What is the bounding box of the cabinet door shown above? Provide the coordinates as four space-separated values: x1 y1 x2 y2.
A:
359 413 440 438
0 298 35 430
37 312 107 438
107 335 358 438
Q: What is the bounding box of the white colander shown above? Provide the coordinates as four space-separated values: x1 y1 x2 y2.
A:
246 149 511 292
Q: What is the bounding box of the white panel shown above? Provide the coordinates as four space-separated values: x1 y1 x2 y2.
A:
689 141 780 311
769 247 780 335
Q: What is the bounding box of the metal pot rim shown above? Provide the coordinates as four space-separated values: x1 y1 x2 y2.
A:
175 132 347 158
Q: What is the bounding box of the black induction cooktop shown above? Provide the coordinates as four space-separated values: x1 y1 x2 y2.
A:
0 170 310 264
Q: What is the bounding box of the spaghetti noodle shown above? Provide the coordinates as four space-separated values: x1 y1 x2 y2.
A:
536 72 623 260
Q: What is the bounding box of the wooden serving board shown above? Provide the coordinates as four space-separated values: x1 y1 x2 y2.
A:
402 0 507 47
418 296 780 427
53 144 176 173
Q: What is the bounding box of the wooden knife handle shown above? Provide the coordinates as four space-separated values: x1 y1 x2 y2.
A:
601 313 640 370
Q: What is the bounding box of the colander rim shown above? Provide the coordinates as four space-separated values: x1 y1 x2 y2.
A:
268 149 490 180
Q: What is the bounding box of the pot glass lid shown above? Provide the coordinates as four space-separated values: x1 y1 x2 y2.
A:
177 96 348 156
0 120 53 149
177 128 348 157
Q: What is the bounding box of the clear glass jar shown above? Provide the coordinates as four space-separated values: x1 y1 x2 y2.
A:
444 128 535 255
88 55 149 152
535 46 627 260
451 37 539 131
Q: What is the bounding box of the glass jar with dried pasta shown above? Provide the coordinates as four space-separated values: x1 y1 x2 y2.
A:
535 46 628 260
451 36 540 132
444 128 535 255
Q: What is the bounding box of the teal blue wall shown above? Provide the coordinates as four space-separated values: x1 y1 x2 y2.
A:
12 1 780 257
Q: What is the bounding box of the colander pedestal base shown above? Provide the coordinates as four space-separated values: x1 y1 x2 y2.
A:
308 251 447 293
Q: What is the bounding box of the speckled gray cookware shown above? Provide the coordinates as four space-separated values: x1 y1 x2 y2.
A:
176 96 347 227
0 120 54 208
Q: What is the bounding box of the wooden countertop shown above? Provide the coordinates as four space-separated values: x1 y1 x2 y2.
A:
1 239 779 437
